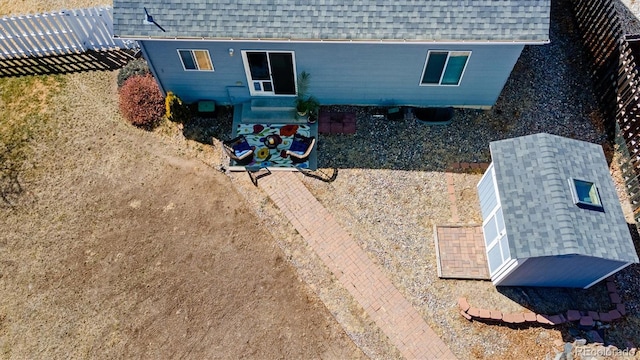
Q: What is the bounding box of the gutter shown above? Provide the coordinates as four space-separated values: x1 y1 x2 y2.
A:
113 35 550 46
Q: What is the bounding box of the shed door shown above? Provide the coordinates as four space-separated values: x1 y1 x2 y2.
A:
484 208 511 274
243 51 296 96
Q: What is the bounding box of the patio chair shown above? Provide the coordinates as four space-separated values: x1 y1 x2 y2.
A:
286 134 316 163
222 135 254 165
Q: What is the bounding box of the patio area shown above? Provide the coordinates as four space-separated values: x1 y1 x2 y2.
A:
227 100 318 171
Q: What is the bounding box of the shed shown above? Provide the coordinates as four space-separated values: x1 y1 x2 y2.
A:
477 133 639 288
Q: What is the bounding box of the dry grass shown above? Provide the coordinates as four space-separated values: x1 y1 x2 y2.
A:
0 76 63 207
0 69 365 359
0 0 110 16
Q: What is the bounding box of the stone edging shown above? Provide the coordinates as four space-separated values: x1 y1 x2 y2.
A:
458 277 626 327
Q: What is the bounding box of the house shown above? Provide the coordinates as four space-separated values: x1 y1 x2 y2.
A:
111 0 550 109
477 133 639 288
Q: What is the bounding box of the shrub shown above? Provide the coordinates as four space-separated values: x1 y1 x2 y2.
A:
165 91 192 123
117 58 150 88
118 74 165 129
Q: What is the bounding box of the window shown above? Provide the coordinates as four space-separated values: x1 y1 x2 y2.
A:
420 51 470 86
569 178 603 210
178 50 214 71
484 208 511 275
241 51 296 96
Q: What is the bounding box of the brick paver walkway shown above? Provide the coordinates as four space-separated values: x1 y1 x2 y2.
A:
260 172 457 360
445 173 460 223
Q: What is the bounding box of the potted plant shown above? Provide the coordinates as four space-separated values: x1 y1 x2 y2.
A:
296 97 310 117
295 71 320 122
305 96 320 124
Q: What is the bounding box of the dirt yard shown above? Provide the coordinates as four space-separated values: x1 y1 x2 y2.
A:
0 70 363 358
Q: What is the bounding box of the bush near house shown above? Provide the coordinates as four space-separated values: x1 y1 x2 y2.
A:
118 74 165 129
117 58 150 88
165 91 192 123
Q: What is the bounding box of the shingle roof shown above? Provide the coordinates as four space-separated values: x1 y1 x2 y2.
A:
112 0 550 42
490 133 639 263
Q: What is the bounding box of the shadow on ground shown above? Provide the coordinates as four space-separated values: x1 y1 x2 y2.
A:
181 105 233 145
492 222 640 350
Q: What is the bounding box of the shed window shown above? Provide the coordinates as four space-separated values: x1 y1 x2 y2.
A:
178 50 214 71
420 51 470 86
569 178 603 210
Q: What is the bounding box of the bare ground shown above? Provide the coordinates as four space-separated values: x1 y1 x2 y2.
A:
0 0 106 16
0 71 364 359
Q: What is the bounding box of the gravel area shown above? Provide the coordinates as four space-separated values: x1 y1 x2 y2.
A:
316 0 604 172
617 0 640 33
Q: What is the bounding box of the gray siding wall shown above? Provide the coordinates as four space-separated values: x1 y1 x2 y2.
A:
498 255 626 288
139 40 524 107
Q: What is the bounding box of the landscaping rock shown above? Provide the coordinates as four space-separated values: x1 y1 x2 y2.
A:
553 339 565 348
585 330 604 344
599 312 612 323
564 342 574 359
524 312 537 322
567 309 581 322
549 314 566 325
467 307 480 317
579 316 594 328
537 314 554 325
502 313 515 323
575 338 587 346
607 309 622 321
457 297 470 312
538 331 550 341
609 292 621 304
479 309 491 319
511 313 526 324
490 310 502 321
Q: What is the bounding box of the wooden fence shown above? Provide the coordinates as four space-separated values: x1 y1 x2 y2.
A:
0 6 138 77
571 0 640 223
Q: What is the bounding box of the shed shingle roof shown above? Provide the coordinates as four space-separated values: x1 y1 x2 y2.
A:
113 0 550 42
490 133 639 263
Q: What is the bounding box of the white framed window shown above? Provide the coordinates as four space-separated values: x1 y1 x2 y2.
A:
420 50 470 86
241 51 297 96
178 49 214 71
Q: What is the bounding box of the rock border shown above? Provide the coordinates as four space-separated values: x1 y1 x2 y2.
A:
458 277 625 328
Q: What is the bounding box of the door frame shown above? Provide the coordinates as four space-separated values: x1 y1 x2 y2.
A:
241 50 297 97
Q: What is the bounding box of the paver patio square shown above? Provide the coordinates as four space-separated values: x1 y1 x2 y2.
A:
435 225 490 280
